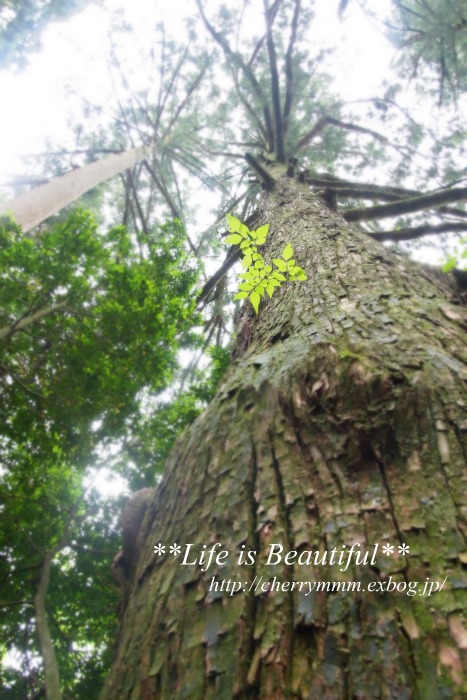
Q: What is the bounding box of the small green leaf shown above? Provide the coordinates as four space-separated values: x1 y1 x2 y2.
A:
249 229 257 240
252 253 262 261
240 240 251 250
297 272 307 281
264 265 272 272
272 271 286 281
273 258 287 271
256 238 266 245
234 291 249 299
282 243 293 260
249 291 261 313
256 224 269 240
226 233 242 245
239 272 255 280
266 285 276 298
287 259 296 269
242 254 252 269
254 259 264 269
239 282 253 291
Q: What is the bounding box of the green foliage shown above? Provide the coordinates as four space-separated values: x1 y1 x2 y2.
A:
441 237 467 271
0 210 200 467
226 215 307 313
0 210 201 698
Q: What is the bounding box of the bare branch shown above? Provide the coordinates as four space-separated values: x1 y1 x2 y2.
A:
263 0 285 161
143 159 183 220
247 0 282 68
283 0 301 133
0 302 69 340
196 248 241 308
195 0 275 150
295 115 331 152
369 221 467 242
344 186 467 222
244 153 276 190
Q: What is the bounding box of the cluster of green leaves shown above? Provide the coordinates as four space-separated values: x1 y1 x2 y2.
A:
225 214 307 313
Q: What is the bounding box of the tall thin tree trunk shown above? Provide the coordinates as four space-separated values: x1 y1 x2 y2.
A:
35 552 62 700
101 172 467 699
1 145 150 232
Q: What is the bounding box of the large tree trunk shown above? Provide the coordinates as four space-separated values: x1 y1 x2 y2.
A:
101 172 467 699
1 145 149 232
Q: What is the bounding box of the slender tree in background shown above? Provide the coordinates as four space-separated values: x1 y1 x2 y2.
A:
1 145 150 232
99 2 467 698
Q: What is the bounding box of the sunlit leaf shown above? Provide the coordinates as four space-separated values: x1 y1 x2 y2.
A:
282 243 293 260
225 233 242 245
256 224 269 239
273 259 287 271
249 291 261 313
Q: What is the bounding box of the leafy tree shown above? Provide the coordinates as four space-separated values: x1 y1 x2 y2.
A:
93 2 467 698
0 211 203 698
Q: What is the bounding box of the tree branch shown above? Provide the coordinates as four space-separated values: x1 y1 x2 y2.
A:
369 221 467 242
283 0 301 133
263 0 285 161
195 0 275 150
343 186 467 222
306 175 467 219
244 153 276 190
295 114 331 152
0 302 69 341
196 248 241 308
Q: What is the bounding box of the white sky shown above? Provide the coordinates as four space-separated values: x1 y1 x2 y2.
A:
0 0 395 183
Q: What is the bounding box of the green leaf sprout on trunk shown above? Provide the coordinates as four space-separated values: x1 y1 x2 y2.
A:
225 214 307 313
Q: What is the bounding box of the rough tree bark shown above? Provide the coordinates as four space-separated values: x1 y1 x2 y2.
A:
101 171 467 699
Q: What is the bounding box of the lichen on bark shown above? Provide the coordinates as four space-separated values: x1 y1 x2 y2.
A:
101 173 467 700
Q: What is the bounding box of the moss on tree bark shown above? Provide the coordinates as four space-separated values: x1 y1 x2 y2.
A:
101 173 467 700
